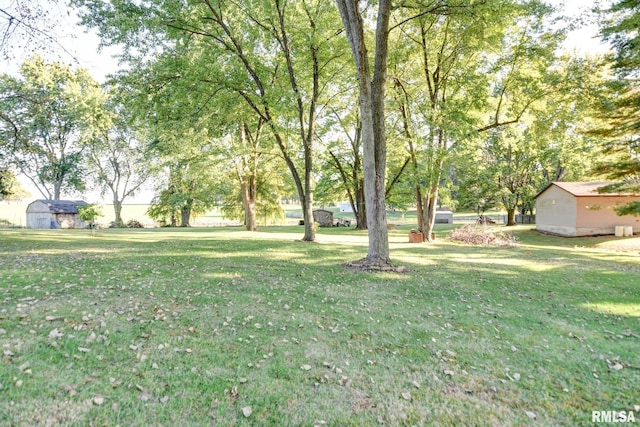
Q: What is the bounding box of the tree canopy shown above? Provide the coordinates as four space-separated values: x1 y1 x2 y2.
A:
2 0 632 245
0 56 107 200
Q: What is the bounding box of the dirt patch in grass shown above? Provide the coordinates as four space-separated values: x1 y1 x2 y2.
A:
343 258 409 273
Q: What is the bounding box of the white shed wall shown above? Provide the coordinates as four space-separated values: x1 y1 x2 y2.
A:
535 186 577 235
27 212 52 229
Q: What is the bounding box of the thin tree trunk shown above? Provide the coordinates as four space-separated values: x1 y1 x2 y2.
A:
54 181 61 200
425 185 438 242
354 183 366 230
113 199 123 226
423 158 443 242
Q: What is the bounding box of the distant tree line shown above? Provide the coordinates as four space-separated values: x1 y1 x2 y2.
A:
1 0 638 266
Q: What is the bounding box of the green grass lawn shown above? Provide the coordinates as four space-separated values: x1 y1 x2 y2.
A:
1 225 638 426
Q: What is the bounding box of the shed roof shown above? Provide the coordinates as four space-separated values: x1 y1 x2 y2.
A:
29 199 88 214
535 182 621 199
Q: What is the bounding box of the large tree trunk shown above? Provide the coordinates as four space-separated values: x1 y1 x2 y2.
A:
301 193 315 241
241 179 257 231
506 207 517 226
180 199 192 227
239 124 258 232
337 0 391 266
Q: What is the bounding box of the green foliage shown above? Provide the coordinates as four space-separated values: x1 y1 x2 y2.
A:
0 168 16 199
74 0 348 242
84 89 154 224
146 154 218 227
146 199 177 226
220 191 285 226
77 204 102 223
614 200 640 216
383 0 576 234
0 56 107 199
589 1 640 213
600 0 640 75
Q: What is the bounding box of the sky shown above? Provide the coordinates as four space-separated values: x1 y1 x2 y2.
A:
1 0 611 204
0 0 121 82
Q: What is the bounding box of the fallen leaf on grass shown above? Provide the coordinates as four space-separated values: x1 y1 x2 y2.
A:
401 392 412 401
524 410 537 420
242 406 252 417
301 365 312 371
412 381 420 389
48 329 63 339
86 332 97 343
230 386 239 402
608 360 624 371
93 395 104 405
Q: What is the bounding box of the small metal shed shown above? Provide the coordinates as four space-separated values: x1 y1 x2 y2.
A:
313 209 334 227
26 199 89 229
434 208 454 224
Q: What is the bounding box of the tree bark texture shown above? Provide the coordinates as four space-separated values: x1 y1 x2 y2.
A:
180 199 192 227
113 199 123 226
336 0 391 265
238 124 258 232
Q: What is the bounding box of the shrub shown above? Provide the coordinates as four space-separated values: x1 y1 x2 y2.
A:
78 204 101 225
449 224 517 247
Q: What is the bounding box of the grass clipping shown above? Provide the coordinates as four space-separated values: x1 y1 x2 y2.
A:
449 224 518 247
